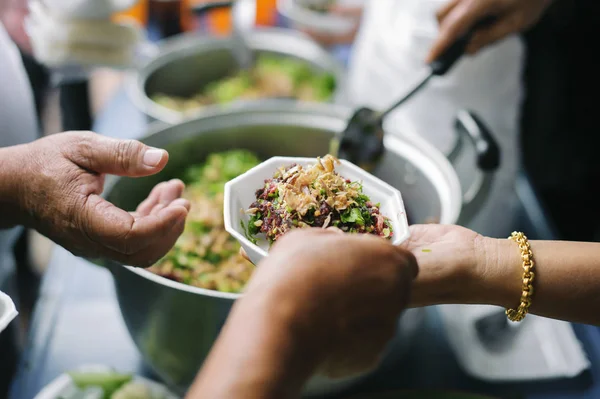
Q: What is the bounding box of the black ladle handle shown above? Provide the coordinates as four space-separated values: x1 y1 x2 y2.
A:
429 16 498 76
376 15 498 122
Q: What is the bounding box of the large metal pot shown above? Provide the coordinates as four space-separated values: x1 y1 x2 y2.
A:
127 28 347 124
98 102 498 396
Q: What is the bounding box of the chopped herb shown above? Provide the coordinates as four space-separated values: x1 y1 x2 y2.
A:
245 154 393 244
341 208 366 226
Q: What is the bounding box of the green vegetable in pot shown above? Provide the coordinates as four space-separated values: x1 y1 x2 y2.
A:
149 150 260 293
150 54 336 113
68 371 133 399
112 381 164 399
299 0 336 13
204 73 252 104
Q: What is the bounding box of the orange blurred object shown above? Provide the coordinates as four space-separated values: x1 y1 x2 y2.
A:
180 0 277 34
210 6 232 36
113 0 149 26
256 0 277 26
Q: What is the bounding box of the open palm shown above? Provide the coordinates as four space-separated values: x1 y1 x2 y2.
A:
402 224 485 307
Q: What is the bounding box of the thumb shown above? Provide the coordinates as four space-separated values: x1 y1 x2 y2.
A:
69 133 169 177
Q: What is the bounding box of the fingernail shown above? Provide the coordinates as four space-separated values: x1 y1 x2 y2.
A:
143 148 166 167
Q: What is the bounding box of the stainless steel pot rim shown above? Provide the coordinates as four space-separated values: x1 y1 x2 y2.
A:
114 101 462 301
126 27 347 124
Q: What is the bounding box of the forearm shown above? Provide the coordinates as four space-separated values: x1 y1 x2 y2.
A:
0 145 28 229
186 290 322 399
410 228 600 325
479 238 600 325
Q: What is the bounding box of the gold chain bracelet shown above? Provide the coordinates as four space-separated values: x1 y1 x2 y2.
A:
506 232 535 322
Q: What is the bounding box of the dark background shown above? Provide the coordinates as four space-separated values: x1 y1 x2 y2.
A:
521 0 600 242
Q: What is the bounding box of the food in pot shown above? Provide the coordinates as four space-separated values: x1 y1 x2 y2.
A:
148 150 260 293
151 54 336 114
244 154 393 244
297 0 336 13
61 371 170 399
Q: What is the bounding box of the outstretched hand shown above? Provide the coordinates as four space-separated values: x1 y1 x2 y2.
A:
401 224 487 307
10 131 190 267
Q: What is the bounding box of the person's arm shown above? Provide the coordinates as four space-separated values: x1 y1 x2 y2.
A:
186 286 323 399
481 238 600 325
0 144 28 229
1 0 33 53
405 224 600 326
0 132 190 267
188 228 416 399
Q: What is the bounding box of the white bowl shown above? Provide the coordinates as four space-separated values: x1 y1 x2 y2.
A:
277 0 365 36
224 156 410 266
0 290 18 333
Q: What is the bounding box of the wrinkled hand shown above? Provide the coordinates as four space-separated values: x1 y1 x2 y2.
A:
245 228 418 379
13 131 189 267
427 0 554 62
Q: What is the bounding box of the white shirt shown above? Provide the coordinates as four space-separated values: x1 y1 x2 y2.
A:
347 0 524 237
0 22 38 295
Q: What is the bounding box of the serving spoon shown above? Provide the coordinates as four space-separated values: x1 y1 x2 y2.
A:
333 16 497 171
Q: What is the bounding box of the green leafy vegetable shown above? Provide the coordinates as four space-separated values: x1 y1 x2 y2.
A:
341 208 366 226
150 150 260 294
68 371 132 399
151 54 336 113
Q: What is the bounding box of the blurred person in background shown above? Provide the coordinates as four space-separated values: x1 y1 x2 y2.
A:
0 5 49 386
308 0 600 243
306 0 554 239
0 4 189 395
0 7 66 394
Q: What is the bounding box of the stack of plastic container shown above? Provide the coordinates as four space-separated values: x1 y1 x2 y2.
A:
25 0 146 81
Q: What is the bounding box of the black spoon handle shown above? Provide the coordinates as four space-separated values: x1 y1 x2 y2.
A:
429 15 498 76
377 16 498 121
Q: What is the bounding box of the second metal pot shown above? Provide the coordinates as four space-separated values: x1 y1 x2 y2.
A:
127 28 347 124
